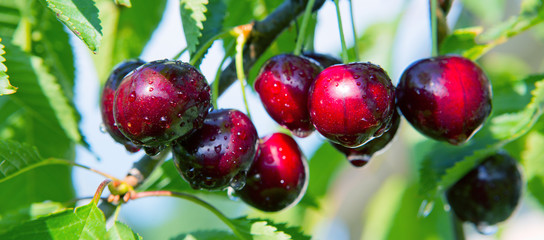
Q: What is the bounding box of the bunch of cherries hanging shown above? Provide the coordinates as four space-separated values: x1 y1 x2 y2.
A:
99 44 520 228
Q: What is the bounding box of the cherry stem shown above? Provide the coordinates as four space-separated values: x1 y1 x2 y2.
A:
348 0 359 60
172 46 188 60
189 30 232 66
235 30 252 120
93 179 111 205
212 40 236 108
49 158 122 182
131 190 247 240
333 0 349 63
293 0 316 55
430 0 438 57
113 204 122 222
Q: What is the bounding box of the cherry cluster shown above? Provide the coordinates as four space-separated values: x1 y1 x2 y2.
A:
99 52 503 215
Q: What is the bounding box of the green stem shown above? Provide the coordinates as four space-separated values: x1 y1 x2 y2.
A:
172 46 188 60
235 34 252 120
113 204 122 222
293 0 316 55
212 41 236 108
189 30 232 66
349 0 359 60
131 191 248 240
333 0 349 63
92 179 111 205
451 212 466 240
430 0 438 57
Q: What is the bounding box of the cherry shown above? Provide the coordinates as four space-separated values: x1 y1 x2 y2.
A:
308 62 396 148
446 152 521 231
254 54 322 138
396 55 492 145
113 60 211 153
173 109 258 191
100 59 146 152
331 109 400 167
236 133 308 212
302 51 342 68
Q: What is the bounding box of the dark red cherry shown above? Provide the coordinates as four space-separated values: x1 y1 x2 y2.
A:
302 52 342 68
446 152 521 231
308 62 396 148
331 109 400 167
396 55 492 145
254 54 322 138
236 133 308 212
100 59 146 152
173 109 258 191
113 60 211 150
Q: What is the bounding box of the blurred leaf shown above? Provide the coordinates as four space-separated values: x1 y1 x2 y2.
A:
0 202 107 239
307 142 344 198
107 221 142 240
0 0 21 38
180 0 208 55
4 39 82 145
440 0 544 60
191 0 227 67
461 0 506 24
522 131 544 208
381 181 454 240
0 201 66 234
231 217 310 240
38 0 102 52
0 39 17 95
172 230 237 240
114 0 131 7
94 0 166 84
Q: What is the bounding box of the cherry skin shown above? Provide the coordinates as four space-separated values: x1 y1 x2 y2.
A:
396 55 492 145
302 51 342 68
173 109 258 191
113 60 211 152
254 54 322 138
446 152 521 230
331 109 400 167
308 62 396 148
236 133 308 212
100 59 146 152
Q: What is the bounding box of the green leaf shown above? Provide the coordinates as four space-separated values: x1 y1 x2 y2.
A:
191 0 226 66
231 217 310 240
172 230 237 240
3 39 82 145
0 39 17 95
0 201 66 234
38 0 102 52
307 142 344 198
0 202 107 239
0 140 46 183
114 0 132 7
521 131 544 208
106 221 141 240
440 0 544 60
180 0 208 55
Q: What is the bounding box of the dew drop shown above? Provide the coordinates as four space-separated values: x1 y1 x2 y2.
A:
237 131 247 140
476 223 498 235
99 123 107 133
160 116 168 122
227 187 240 201
356 82 361 86
128 92 136 102
214 145 222 153
224 136 228 140
210 136 216 141
280 179 285 184
148 87 154 92
272 83 281 93
418 200 434 217
230 172 247 190
354 75 360 79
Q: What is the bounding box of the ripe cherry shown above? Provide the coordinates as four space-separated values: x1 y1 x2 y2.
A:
331 109 400 167
100 59 146 152
302 52 342 68
446 152 521 232
396 55 492 145
254 54 322 138
113 60 211 153
173 109 258 191
308 62 396 148
236 133 308 212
